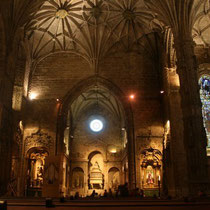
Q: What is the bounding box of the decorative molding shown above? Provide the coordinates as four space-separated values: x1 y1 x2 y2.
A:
24 130 53 154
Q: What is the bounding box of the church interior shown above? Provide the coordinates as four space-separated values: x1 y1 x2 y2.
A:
0 0 210 201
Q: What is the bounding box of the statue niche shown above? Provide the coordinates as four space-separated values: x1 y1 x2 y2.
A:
141 147 162 189
26 148 48 195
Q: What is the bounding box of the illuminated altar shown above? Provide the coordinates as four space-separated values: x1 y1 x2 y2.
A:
141 148 162 189
27 149 48 190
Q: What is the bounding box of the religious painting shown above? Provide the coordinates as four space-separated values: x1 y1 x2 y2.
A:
146 166 154 185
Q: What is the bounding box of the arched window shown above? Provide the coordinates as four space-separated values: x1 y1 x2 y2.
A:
199 75 210 148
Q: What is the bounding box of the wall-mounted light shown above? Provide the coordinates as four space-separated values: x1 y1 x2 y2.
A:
19 121 23 131
110 148 117 154
108 145 117 154
160 90 164 94
129 94 135 100
166 120 170 128
29 92 37 100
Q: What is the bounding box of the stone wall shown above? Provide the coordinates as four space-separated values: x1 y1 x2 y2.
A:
22 50 164 195
30 53 92 100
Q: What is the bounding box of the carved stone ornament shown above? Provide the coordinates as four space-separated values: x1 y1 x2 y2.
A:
24 130 53 154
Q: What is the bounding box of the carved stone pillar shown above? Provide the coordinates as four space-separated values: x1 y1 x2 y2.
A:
163 67 189 197
0 98 13 196
0 63 15 196
173 38 208 195
84 161 88 195
104 160 108 190
144 0 209 197
127 118 136 190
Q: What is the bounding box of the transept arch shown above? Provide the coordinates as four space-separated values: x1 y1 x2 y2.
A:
58 76 136 189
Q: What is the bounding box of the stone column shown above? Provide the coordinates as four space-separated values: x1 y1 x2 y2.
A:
144 0 209 197
127 116 136 190
84 161 89 195
173 38 208 195
163 67 189 197
0 69 15 196
0 49 18 196
103 160 108 190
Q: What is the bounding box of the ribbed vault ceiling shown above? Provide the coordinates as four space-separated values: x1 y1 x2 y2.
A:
2 0 210 64
21 0 210 69
70 86 124 126
24 0 161 70
193 0 210 47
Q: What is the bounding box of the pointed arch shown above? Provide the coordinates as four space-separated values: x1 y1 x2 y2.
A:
57 75 136 189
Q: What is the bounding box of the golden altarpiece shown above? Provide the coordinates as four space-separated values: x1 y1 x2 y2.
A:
141 148 162 196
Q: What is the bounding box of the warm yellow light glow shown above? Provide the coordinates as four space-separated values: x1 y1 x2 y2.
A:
110 149 117 154
160 90 164 94
166 120 170 129
207 148 210 156
29 92 37 100
129 94 135 100
19 121 23 131
108 145 117 153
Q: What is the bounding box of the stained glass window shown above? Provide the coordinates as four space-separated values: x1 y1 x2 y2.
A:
199 75 210 147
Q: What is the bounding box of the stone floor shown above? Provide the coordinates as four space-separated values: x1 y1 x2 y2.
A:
1 198 210 210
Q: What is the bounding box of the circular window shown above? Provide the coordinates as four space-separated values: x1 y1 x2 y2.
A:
90 119 103 132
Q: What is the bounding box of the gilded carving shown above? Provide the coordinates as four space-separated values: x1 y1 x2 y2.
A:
25 130 53 154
